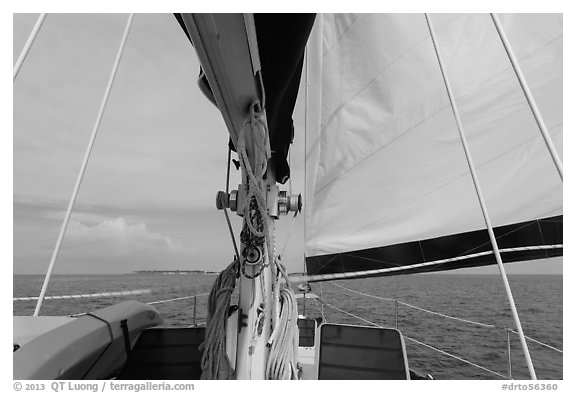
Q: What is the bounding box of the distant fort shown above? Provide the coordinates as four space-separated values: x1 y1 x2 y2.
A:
133 270 219 275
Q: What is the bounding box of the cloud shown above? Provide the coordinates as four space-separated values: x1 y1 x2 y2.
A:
65 217 184 254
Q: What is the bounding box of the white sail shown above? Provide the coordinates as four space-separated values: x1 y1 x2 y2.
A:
305 14 562 271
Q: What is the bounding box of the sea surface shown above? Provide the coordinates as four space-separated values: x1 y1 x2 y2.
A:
13 273 562 380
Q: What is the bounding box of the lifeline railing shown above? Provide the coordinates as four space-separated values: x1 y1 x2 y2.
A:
14 290 210 327
313 282 563 380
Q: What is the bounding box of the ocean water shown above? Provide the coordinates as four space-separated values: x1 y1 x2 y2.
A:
13 273 562 380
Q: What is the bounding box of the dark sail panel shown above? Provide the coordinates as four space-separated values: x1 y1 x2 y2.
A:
305 215 562 280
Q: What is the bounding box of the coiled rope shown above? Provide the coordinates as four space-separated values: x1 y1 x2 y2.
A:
266 286 299 379
200 259 238 380
236 102 293 285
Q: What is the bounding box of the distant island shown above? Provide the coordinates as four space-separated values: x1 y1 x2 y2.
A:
133 270 219 275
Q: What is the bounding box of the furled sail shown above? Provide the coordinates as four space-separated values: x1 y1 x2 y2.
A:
304 14 562 279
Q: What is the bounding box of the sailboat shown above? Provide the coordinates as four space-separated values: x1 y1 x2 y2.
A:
13 13 562 380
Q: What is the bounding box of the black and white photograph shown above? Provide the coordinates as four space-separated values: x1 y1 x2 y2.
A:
12 8 564 385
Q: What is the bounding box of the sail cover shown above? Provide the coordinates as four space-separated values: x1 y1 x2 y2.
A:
175 13 315 184
305 14 562 278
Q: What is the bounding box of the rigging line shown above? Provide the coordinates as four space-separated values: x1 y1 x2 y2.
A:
453 199 564 259
294 245 562 283
319 282 326 320
507 329 513 379
33 14 135 317
425 13 537 379
147 292 209 306
323 302 384 328
456 220 546 259
336 283 569 350
325 301 508 380
14 289 152 301
288 149 292 195
278 211 299 260
403 336 509 380
225 147 232 194
535 220 549 259
508 331 563 354
312 294 324 319
13 13 47 81
397 301 496 329
331 282 496 329
331 283 395 302
490 13 563 181
303 40 308 277
223 147 241 261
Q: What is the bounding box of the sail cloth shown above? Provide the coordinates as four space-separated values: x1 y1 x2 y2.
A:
305 14 563 278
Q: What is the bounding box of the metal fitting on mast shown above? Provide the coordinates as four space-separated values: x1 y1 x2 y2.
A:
216 186 302 218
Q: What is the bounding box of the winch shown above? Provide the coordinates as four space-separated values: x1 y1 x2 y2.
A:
216 186 301 218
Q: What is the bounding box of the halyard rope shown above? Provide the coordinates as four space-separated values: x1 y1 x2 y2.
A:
234 101 299 379
236 102 292 285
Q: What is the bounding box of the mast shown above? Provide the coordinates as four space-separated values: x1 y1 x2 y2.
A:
234 160 276 379
183 14 301 379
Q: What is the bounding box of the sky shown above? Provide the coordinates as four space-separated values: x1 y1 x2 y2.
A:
13 13 307 275
12 13 562 276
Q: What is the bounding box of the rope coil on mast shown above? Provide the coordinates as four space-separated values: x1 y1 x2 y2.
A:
205 100 299 379
236 102 274 279
235 102 299 378
266 286 300 379
200 259 239 380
